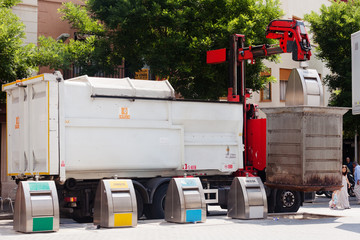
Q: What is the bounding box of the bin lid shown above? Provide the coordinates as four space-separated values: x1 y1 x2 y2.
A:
285 68 324 107
261 106 349 116
67 75 175 100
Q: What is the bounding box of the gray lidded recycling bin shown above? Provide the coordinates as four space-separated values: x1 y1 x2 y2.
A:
227 177 267 219
93 179 137 227
164 177 206 223
13 180 59 233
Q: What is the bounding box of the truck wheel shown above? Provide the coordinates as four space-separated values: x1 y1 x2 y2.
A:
135 189 144 219
275 190 301 213
147 184 168 219
72 209 93 223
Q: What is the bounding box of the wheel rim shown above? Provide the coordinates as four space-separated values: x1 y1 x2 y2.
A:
161 195 166 211
281 191 295 208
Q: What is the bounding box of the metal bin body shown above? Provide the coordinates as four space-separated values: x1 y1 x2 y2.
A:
13 181 59 233
227 177 267 219
164 178 206 223
93 179 137 227
262 106 348 191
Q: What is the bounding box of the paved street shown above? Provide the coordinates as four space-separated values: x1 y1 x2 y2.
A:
1 195 360 240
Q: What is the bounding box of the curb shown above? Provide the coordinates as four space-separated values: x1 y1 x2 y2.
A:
0 213 13 220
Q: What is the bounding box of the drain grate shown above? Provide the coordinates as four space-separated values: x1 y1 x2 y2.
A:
268 212 340 220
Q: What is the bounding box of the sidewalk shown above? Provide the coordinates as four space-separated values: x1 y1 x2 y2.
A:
1 195 360 240
0 213 12 220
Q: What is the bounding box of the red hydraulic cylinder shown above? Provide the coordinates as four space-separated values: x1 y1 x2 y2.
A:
246 118 267 171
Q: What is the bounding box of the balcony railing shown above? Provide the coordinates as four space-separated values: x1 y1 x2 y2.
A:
63 65 125 80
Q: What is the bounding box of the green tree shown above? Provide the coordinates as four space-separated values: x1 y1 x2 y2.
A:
85 0 283 99
0 0 119 97
35 2 120 77
305 0 360 138
0 0 37 84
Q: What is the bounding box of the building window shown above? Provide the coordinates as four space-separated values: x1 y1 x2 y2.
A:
260 83 272 102
280 80 287 101
279 68 292 102
260 69 272 102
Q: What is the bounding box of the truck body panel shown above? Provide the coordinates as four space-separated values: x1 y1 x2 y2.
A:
351 30 360 115
4 74 59 176
4 74 243 181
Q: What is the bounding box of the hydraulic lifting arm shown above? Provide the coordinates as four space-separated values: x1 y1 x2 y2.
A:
206 19 312 102
206 19 312 176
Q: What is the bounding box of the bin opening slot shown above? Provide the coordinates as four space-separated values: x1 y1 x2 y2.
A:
244 179 261 188
182 186 199 190
30 190 52 194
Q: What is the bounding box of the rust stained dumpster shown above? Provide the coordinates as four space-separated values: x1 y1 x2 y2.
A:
262 106 348 192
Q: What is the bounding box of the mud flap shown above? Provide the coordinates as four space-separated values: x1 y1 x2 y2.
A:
266 187 277 213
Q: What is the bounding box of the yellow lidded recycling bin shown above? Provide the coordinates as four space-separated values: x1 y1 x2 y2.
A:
93 179 137 227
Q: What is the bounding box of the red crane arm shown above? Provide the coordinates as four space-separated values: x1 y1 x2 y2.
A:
206 19 312 65
266 19 312 61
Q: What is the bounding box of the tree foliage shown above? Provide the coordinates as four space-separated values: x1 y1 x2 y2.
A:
1 0 283 101
85 0 283 99
305 0 360 138
34 2 120 77
0 0 37 84
0 0 119 101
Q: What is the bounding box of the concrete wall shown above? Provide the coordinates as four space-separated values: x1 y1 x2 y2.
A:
12 0 38 45
38 0 82 39
12 0 83 43
38 0 83 74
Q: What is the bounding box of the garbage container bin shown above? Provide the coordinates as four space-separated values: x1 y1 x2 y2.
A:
164 177 206 223
13 180 59 233
228 177 267 219
93 179 137 228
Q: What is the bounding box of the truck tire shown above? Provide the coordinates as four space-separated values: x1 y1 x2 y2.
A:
135 189 144 219
275 190 301 213
146 184 168 219
72 210 93 223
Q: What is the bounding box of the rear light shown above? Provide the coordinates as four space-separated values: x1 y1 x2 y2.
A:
64 197 77 203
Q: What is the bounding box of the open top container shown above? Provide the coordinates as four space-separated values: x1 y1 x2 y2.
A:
262 106 348 191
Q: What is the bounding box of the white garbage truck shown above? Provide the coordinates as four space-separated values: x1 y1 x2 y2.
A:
3 72 245 221
3 70 345 222
3 19 346 221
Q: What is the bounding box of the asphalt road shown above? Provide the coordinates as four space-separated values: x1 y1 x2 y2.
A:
1 195 360 240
